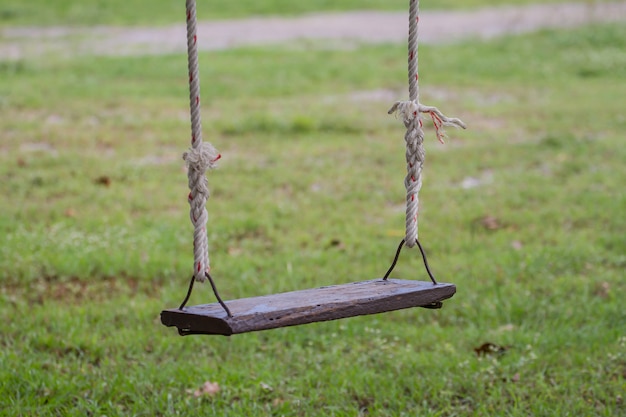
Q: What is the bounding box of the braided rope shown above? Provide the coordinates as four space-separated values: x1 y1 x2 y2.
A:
389 0 466 248
183 0 220 282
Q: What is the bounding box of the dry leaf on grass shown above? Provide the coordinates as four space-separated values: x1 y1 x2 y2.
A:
94 175 111 187
480 215 502 230
474 342 509 356
593 282 611 298
191 381 220 397
272 398 285 406
327 238 345 250
259 382 273 392
471 215 506 232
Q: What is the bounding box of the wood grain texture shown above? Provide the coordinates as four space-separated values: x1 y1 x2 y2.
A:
161 279 456 336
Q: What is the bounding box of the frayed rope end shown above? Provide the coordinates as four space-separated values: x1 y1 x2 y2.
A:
389 100 466 144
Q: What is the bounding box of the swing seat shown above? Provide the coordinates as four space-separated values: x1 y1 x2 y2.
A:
161 279 455 336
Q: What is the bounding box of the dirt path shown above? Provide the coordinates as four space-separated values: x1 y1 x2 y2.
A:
1 2 626 60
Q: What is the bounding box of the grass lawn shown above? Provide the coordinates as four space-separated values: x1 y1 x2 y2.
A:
0 0 576 27
0 10 625 417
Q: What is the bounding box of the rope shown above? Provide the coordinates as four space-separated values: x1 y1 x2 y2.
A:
389 0 466 248
183 0 220 283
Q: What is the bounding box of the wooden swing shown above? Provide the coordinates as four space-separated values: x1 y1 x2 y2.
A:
161 0 465 336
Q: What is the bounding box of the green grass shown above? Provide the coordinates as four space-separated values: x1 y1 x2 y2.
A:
0 0 576 27
1 20 625 417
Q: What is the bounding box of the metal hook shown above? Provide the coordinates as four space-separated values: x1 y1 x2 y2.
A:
178 272 233 318
178 275 196 310
383 238 438 285
205 271 232 317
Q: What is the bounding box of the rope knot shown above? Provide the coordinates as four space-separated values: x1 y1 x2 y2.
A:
183 142 221 173
388 100 420 122
389 100 466 144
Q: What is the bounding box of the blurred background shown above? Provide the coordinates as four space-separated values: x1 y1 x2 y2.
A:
1 1 624 416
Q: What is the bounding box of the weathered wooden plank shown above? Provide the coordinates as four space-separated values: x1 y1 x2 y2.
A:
161 279 456 336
